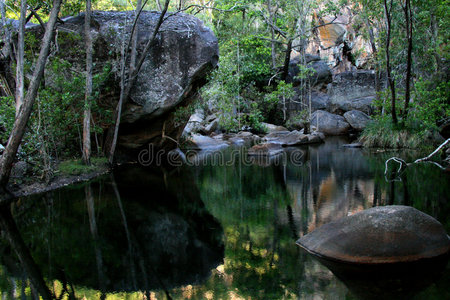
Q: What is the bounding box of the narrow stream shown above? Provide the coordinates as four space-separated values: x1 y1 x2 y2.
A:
0 137 449 299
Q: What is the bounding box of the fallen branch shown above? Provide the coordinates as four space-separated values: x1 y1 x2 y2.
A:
384 138 450 178
414 138 450 163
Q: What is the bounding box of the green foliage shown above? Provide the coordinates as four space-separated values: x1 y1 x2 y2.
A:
173 103 197 128
411 79 450 130
58 157 108 176
286 110 309 130
0 96 15 145
359 116 430 149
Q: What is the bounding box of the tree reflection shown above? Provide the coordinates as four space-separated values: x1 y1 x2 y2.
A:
0 205 53 299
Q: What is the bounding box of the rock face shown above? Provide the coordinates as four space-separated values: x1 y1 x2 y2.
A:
327 71 376 114
310 110 350 135
31 11 218 153
297 206 450 264
310 91 330 111
305 7 374 72
343 110 371 131
288 56 332 88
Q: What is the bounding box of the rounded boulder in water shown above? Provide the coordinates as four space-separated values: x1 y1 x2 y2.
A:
297 205 450 264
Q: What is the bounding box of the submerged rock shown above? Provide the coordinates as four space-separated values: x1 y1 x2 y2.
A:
297 205 450 264
248 143 284 156
342 143 363 148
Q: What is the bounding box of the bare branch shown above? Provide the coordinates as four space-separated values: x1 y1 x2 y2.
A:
414 138 450 163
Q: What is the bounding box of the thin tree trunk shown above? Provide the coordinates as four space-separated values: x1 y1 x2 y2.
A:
364 17 381 104
82 0 93 165
267 0 276 69
129 0 142 76
402 0 413 121
383 0 397 125
107 0 170 164
281 39 292 81
156 0 162 11
430 13 441 74
15 0 26 117
0 0 62 189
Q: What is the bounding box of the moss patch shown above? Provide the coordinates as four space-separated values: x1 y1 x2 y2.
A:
58 157 108 176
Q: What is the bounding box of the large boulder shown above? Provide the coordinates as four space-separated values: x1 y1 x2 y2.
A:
227 131 261 147
297 206 450 264
27 11 218 153
263 131 309 146
343 110 371 131
186 134 229 151
263 130 324 146
327 71 376 114
261 122 288 133
310 110 350 135
182 109 205 136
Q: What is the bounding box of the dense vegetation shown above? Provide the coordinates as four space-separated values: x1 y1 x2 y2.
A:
0 0 448 187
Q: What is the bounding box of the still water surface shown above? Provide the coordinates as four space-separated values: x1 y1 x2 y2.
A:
0 137 449 299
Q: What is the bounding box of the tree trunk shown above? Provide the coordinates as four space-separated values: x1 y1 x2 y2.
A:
82 0 93 165
281 39 292 81
383 0 397 125
15 0 27 117
129 0 142 76
364 17 381 104
402 0 413 121
107 0 170 164
267 0 276 69
156 0 162 11
0 0 62 189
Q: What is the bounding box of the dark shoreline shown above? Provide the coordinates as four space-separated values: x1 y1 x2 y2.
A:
0 166 111 205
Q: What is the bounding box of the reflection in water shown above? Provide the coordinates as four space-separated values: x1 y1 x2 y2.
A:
0 137 449 299
0 168 224 299
0 208 53 299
